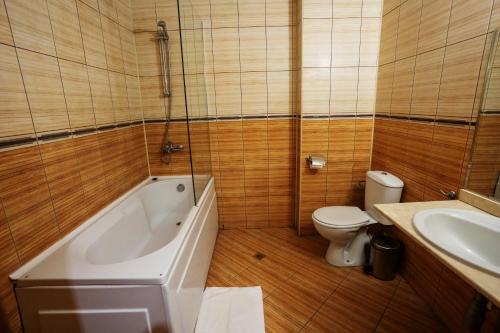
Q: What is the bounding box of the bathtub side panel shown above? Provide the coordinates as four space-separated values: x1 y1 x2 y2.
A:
16 285 170 333
164 182 219 333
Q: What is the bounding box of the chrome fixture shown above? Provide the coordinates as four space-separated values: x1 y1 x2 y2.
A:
439 189 457 200
163 141 184 154
157 20 171 97
157 20 182 164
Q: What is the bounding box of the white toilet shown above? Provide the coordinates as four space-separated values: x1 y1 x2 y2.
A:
312 171 404 267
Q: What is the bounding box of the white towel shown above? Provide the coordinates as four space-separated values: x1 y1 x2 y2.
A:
195 287 265 333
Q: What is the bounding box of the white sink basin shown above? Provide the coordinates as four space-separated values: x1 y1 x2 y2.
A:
413 208 500 276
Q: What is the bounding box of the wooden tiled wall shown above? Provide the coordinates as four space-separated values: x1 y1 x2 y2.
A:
210 119 296 229
0 126 148 333
131 0 299 226
0 0 151 331
297 0 381 234
375 1 500 332
298 118 374 234
372 0 498 200
0 0 143 142
467 113 500 197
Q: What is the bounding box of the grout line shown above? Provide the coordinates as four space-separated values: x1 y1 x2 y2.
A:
372 276 403 333
298 268 353 332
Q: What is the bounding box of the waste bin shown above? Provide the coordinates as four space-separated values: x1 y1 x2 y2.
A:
370 234 401 281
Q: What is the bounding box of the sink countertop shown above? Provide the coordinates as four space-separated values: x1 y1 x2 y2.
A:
375 200 500 308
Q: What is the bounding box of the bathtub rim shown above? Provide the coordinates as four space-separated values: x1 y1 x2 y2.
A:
10 175 213 287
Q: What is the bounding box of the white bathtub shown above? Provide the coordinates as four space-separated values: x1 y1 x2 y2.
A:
11 176 219 333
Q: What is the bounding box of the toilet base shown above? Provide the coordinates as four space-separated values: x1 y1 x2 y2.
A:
325 228 370 267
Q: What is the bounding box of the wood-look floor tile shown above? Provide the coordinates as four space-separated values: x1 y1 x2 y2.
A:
264 300 303 333
376 279 449 333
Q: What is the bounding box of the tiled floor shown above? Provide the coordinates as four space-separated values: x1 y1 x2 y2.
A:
206 228 449 333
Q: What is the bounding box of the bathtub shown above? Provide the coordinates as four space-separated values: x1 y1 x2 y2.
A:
11 176 219 333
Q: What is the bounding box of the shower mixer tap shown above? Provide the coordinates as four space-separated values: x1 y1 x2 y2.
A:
162 141 184 154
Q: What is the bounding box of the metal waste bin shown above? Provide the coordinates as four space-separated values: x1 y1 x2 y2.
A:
370 234 401 281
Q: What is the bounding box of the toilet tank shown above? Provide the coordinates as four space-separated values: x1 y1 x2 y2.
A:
365 171 404 225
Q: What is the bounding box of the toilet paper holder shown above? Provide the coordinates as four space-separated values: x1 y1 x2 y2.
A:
306 155 326 169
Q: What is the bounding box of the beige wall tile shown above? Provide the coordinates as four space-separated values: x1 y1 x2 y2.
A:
303 0 332 19
241 72 268 116
411 48 445 117
47 0 85 63
266 0 294 26
87 66 115 125
116 0 133 30
238 0 265 27
135 31 160 76
379 7 398 65
438 36 485 120
447 0 493 45
302 19 332 68
5 0 56 55
0 44 33 138
360 18 381 66
332 0 362 18
167 29 183 76
130 0 156 32
125 75 143 121
417 0 452 54
140 76 166 119
101 15 124 72
168 74 186 119
357 66 377 114
267 71 295 115
98 0 118 21
0 0 13 45
395 0 421 60
362 0 382 17
212 28 240 73
215 72 241 116
59 60 95 129
331 18 361 67
330 67 358 115
156 0 179 30
120 26 138 76
490 0 500 32
383 0 400 15
267 26 295 71
78 1 107 69
375 62 394 115
108 71 130 123
211 0 238 28
391 57 415 116
239 27 267 72
17 49 69 133
302 68 330 115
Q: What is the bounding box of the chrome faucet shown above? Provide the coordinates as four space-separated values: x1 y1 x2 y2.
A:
162 141 184 154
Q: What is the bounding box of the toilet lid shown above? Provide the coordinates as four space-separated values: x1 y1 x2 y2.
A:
312 206 370 228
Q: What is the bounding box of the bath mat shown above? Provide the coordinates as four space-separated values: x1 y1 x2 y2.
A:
195 287 265 333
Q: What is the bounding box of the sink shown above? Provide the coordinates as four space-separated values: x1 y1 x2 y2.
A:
413 208 500 276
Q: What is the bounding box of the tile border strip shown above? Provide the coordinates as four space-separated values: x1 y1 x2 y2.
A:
0 121 145 150
374 114 477 126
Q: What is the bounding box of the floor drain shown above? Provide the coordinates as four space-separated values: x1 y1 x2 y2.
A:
253 252 266 260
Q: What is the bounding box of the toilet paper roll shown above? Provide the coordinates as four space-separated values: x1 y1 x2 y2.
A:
306 155 326 169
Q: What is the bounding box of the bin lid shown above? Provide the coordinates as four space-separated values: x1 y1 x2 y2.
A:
371 235 401 250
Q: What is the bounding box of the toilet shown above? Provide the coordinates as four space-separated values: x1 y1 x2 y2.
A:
313 171 404 267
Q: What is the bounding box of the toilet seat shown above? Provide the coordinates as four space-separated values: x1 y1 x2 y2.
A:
312 206 371 229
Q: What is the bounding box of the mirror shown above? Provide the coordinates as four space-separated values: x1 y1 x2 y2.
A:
465 30 500 201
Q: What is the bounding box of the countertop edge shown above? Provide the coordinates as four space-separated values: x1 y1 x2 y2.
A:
374 201 500 308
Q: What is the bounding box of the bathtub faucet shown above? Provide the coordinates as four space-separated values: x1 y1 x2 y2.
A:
162 141 184 154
